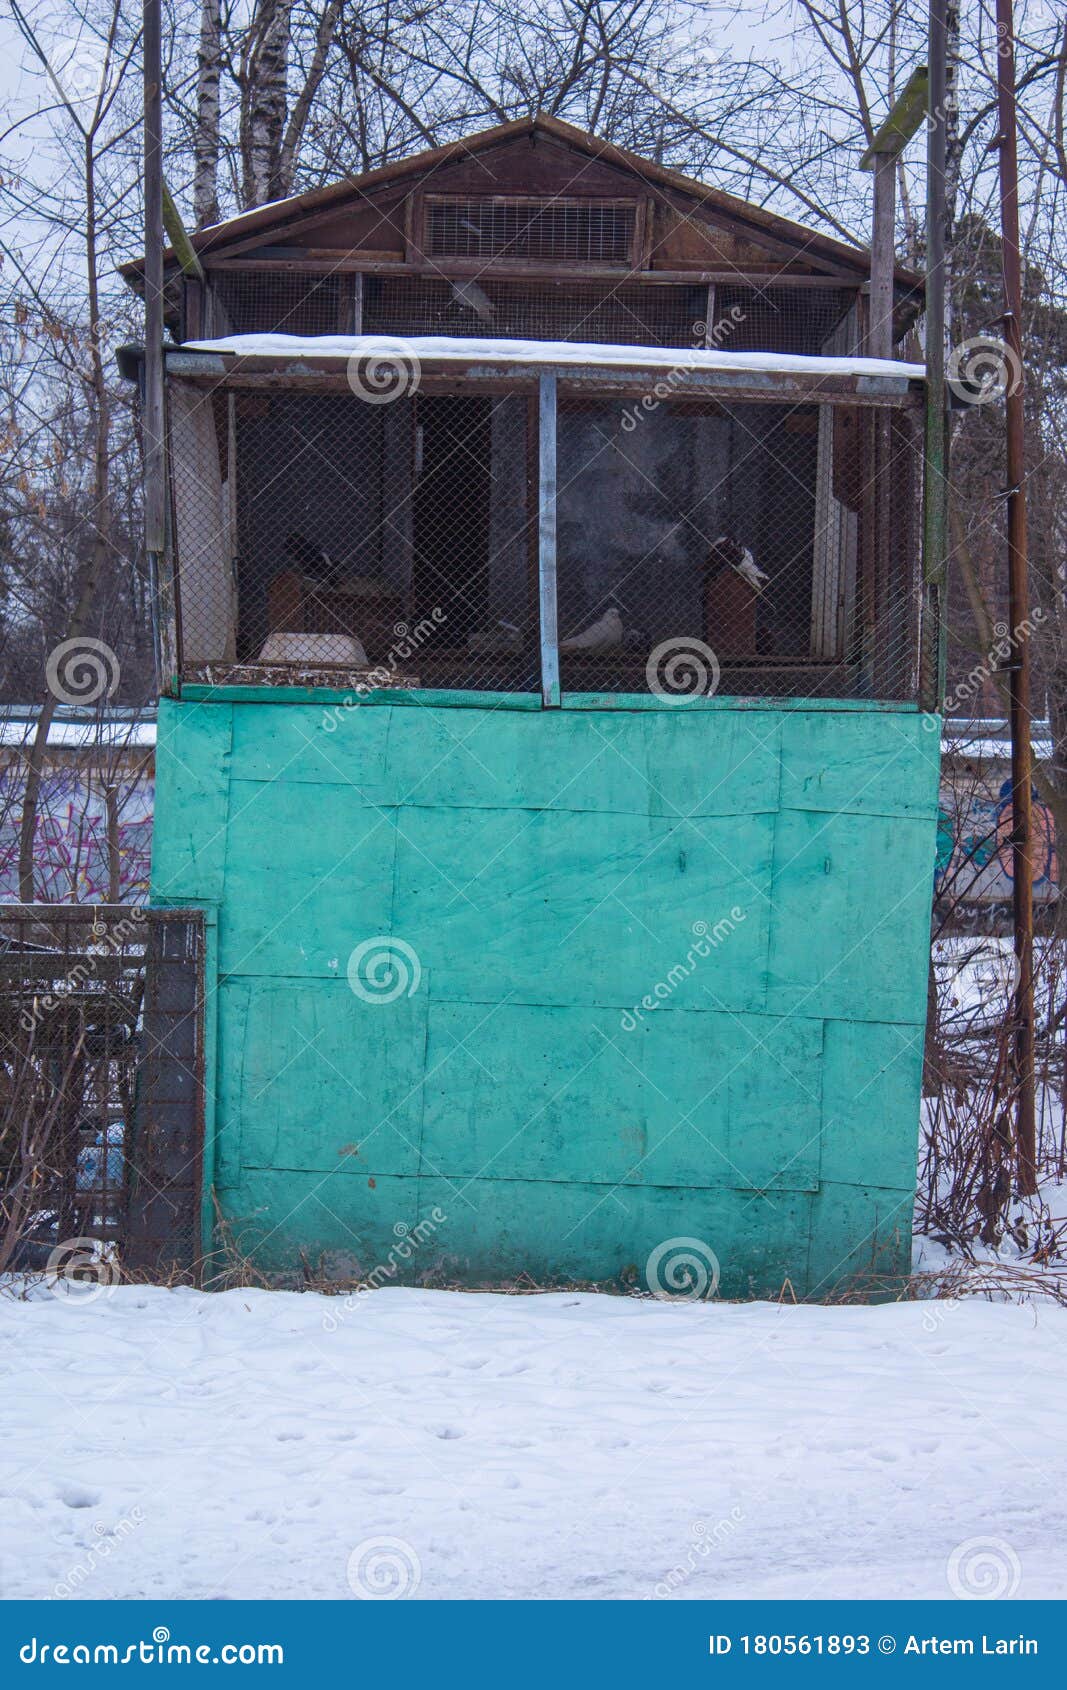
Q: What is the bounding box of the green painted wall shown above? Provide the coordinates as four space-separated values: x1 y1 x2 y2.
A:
151 693 942 1297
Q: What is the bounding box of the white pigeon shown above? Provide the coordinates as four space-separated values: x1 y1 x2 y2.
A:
451 280 495 324
560 606 624 654
711 535 769 595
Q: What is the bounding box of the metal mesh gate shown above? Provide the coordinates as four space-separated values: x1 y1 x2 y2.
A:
0 906 205 1281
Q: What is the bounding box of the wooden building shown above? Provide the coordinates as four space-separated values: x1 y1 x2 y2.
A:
123 117 940 1293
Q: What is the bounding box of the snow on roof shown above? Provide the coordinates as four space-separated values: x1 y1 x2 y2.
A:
181 333 925 382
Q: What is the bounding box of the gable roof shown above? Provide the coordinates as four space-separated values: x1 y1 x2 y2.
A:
122 115 919 289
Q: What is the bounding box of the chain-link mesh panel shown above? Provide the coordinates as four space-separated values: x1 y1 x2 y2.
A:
201 273 856 355
424 196 636 261
362 276 708 347
169 382 541 691
0 907 143 1265
0 906 204 1281
555 396 922 701
713 286 857 355
213 271 349 335
125 912 206 1281
167 377 921 703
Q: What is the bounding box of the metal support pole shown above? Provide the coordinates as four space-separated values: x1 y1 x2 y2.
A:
921 0 949 715
538 374 561 708
143 0 166 691
995 0 1037 1195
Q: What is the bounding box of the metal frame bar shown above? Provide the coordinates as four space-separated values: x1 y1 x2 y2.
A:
538 374 561 708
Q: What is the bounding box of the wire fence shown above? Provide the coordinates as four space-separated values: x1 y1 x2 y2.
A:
206 271 859 356
0 906 205 1282
166 375 922 703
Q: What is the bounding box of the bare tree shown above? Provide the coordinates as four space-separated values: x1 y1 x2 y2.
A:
192 0 222 227
239 0 292 206
4 0 146 898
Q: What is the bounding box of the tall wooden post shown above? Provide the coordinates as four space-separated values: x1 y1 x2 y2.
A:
869 154 897 361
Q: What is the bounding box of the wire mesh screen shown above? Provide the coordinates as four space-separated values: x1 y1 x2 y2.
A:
169 381 540 691
555 397 921 700
212 271 349 336
201 272 860 355
167 377 921 703
0 907 204 1281
125 913 206 1281
424 197 636 261
713 286 856 356
362 277 708 348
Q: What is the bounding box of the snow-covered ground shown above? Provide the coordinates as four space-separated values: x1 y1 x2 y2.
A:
2 1285 1065 1601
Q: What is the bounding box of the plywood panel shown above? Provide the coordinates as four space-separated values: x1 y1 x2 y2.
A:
393 805 772 1013
778 711 941 817
151 699 232 903
235 979 425 1176
219 778 397 977
420 1000 822 1190
153 695 938 1294
766 808 933 1024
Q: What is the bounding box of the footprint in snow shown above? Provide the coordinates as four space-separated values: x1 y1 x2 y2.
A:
430 1425 465 1440
274 1428 305 1442
57 1483 100 1510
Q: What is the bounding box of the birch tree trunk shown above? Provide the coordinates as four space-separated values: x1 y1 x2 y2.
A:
242 0 293 207
193 0 222 229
